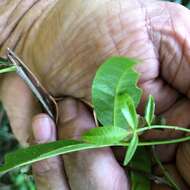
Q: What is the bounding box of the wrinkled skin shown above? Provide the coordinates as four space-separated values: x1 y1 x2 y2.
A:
1 0 190 189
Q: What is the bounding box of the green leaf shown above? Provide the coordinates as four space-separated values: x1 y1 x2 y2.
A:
144 95 155 126
130 147 151 190
92 57 142 128
121 93 138 130
0 57 16 73
0 66 16 74
124 133 139 166
82 126 128 145
0 140 111 174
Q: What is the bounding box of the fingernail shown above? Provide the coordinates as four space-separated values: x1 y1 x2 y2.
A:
59 98 78 124
32 114 54 143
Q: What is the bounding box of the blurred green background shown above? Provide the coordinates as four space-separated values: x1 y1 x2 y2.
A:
171 0 190 8
0 0 189 189
0 103 35 190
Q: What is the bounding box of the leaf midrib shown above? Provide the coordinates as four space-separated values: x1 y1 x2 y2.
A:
113 68 132 127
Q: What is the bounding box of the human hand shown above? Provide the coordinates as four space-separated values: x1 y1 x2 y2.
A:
1 0 190 147
31 98 129 190
0 0 190 188
31 98 189 190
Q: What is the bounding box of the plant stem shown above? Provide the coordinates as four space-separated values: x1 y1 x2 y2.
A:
118 135 190 146
0 66 16 74
137 125 190 134
152 146 180 190
124 125 190 138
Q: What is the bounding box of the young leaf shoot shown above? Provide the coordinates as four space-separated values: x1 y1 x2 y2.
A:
144 95 155 126
124 133 139 166
92 57 142 128
0 54 190 189
121 93 138 130
82 126 128 145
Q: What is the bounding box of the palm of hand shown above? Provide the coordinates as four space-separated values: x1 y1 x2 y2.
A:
29 0 190 139
1 0 190 155
0 1 190 189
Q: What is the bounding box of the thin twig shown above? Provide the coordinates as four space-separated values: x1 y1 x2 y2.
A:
152 146 180 190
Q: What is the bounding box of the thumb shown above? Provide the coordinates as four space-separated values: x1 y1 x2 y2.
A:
32 114 69 190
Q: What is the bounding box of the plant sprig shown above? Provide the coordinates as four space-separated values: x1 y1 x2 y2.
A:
0 56 189 190
0 57 16 73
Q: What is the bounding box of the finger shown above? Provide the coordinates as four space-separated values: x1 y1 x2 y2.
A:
32 114 69 190
153 164 189 190
137 2 190 162
113 98 190 163
176 142 190 187
0 74 40 146
142 97 190 162
57 98 130 190
137 1 190 114
157 2 190 97
137 1 190 115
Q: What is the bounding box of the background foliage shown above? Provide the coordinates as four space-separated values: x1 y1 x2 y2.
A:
0 103 35 190
170 0 190 8
0 0 189 189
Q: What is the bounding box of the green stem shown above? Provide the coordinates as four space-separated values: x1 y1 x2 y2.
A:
0 66 16 74
118 135 190 146
137 125 190 134
152 146 180 190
